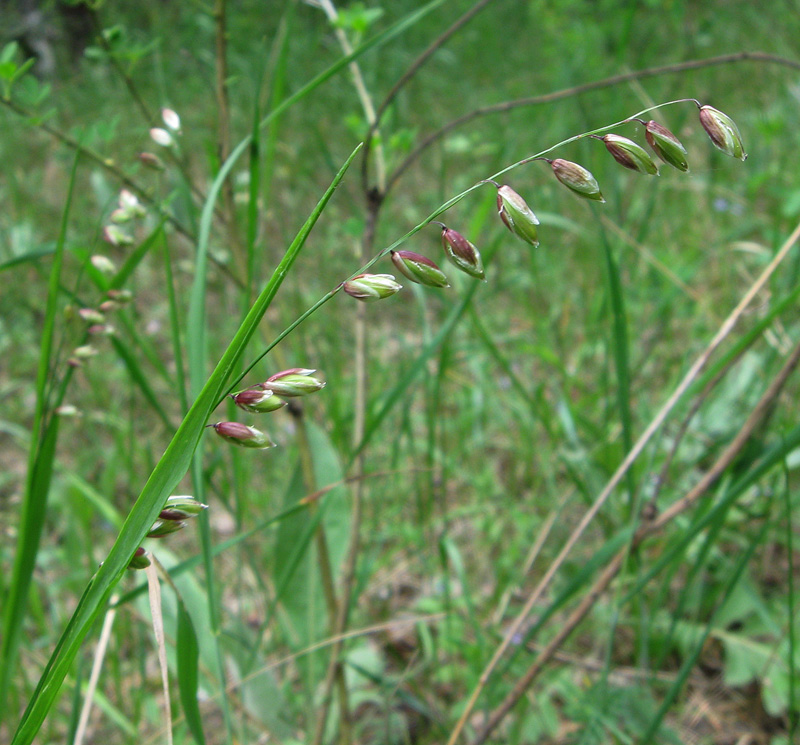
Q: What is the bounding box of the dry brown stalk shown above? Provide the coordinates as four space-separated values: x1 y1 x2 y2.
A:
447 218 800 744
470 334 800 744
388 52 800 193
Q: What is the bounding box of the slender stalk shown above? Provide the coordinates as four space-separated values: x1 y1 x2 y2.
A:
307 4 388 741
213 0 243 277
362 0 497 189
387 51 800 192
292 402 354 745
470 335 800 745
72 597 118 745
312 0 387 194
447 217 800 744
0 152 79 721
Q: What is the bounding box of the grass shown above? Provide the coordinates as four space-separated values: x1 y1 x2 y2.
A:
2 1 800 744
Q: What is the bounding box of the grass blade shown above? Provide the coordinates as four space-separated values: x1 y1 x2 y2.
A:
10 143 362 745
176 596 205 745
0 152 78 721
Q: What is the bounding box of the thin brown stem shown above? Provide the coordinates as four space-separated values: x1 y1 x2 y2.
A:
361 0 498 191
0 97 246 289
387 51 800 194
470 334 800 745
292 402 354 745
307 4 389 740
447 217 800 744
87 6 153 124
311 196 381 745
213 0 245 281
649 355 740 507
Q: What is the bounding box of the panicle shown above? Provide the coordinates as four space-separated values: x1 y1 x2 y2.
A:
439 226 485 280
390 250 450 287
600 134 659 175
698 104 747 161
343 274 402 301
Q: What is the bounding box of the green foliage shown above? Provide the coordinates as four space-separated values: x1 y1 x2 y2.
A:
1 1 799 744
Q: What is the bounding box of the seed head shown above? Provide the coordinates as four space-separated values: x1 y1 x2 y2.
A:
55 404 81 417
110 208 134 224
138 152 165 170
128 547 151 570
106 289 133 304
111 190 146 222
262 368 327 397
102 225 134 247
72 344 98 359
147 519 186 538
438 226 485 280
601 134 659 175
210 421 276 449
78 308 106 324
390 250 450 287
88 323 115 336
698 105 747 161
150 127 174 147
118 191 141 215
159 495 208 521
232 386 288 412
161 108 181 133
643 121 689 171
549 159 605 201
91 254 117 274
343 274 402 302
496 184 540 247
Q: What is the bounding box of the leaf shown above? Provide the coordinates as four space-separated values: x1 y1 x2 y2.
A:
11 144 361 745
176 597 205 745
0 152 79 720
0 41 19 65
273 421 350 685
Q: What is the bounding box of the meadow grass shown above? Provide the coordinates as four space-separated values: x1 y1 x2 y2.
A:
1 1 800 744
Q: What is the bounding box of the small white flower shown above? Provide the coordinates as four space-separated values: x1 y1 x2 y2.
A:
150 127 173 147
161 108 181 132
91 254 117 274
102 225 134 247
119 189 140 209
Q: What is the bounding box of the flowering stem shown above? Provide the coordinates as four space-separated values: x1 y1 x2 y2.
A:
387 52 800 191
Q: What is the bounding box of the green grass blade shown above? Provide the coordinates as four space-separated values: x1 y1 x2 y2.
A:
621 421 800 605
10 144 362 745
176 596 206 745
109 336 174 429
0 152 78 721
783 452 798 737
108 218 167 290
0 246 54 273
638 519 768 743
352 280 481 464
597 217 635 508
